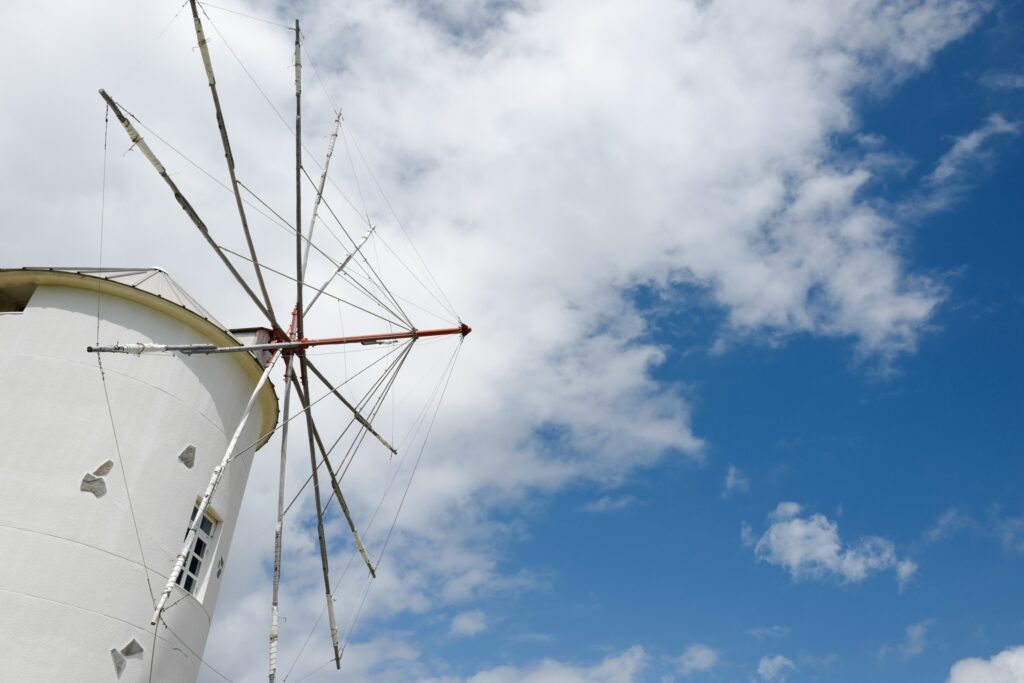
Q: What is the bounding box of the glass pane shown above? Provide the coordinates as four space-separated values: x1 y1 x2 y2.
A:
195 538 206 557
189 556 200 574
200 517 213 535
184 576 194 593
190 506 198 521
175 572 183 586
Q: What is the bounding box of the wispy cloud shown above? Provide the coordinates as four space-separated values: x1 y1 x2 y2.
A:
747 625 791 640
981 72 1024 89
923 508 973 544
579 495 637 514
879 619 933 659
758 654 796 681
723 465 750 497
750 502 916 587
996 516 1024 553
929 114 1019 185
910 114 1020 214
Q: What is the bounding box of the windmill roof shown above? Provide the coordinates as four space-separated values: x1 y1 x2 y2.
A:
0 267 223 327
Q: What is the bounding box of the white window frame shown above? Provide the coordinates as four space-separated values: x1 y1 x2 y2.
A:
176 504 219 596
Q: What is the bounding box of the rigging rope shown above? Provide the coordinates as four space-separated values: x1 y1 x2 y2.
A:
96 101 159 680
346 125 461 320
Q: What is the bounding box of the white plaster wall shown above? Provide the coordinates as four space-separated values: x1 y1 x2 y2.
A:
0 282 276 682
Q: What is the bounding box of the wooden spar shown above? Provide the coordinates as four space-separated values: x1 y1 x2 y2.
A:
306 358 397 455
268 353 294 683
152 349 282 626
303 223 375 317
292 23 340 665
294 21 304 342
188 0 279 332
302 111 343 281
86 323 472 356
298 354 342 669
97 89 280 331
291 369 377 578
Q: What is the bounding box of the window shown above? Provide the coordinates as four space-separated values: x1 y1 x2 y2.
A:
176 505 218 595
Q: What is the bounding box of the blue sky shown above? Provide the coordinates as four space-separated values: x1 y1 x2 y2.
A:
2 1 1023 681
333 3 1024 681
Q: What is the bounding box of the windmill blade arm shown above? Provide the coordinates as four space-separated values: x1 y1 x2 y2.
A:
188 0 278 327
97 89 282 335
292 367 377 578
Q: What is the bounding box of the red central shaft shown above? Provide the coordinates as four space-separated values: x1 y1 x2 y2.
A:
296 323 471 350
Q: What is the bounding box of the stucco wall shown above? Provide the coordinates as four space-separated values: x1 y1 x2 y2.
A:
0 281 276 682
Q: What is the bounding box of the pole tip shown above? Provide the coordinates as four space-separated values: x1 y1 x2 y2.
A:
460 323 472 336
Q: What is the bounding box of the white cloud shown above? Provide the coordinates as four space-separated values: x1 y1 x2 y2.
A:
982 72 1024 89
880 619 933 659
723 465 750 497
997 517 1024 553
758 654 796 681
929 114 1019 185
751 502 916 586
676 643 719 676
947 645 1024 683
579 495 637 513
449 609 488 637
453 646 647 683
913 114 1020 213
924 508 973 543
747 626 791 640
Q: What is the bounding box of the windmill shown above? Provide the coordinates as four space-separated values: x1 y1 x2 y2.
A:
0 2 468 680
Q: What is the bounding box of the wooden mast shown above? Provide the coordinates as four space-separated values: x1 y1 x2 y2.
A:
295 21 343 670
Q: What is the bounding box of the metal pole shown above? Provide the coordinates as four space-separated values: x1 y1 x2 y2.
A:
302 111 342 280
303 224 375 317
87 324 472 356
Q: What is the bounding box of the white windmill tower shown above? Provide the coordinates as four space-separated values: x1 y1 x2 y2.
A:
0 2 468 681
0 267 279 681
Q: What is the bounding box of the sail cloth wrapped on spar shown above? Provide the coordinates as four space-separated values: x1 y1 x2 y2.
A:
88 1 470 680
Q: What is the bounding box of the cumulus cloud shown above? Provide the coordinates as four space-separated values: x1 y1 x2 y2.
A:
723 465 750 497
750 502 916 586
947 645 1024 683
676 643 719 676
449 609 488 637
879 619 933 659
758 654 796 681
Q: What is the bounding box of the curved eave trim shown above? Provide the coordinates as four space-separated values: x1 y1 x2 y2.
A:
0 268 280 449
